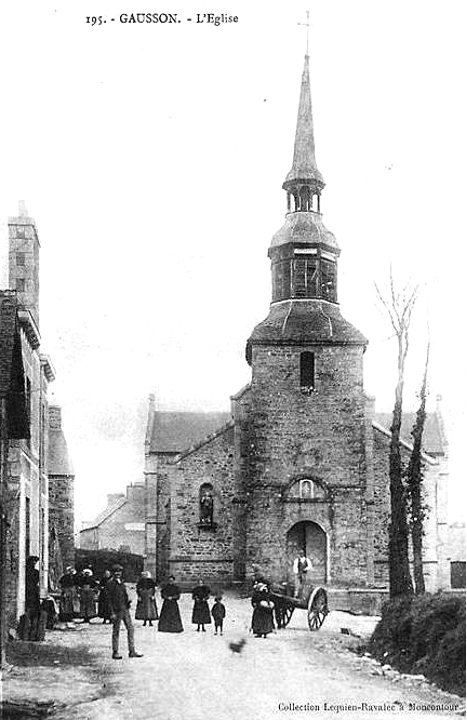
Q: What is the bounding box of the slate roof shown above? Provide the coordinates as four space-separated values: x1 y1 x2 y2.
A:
48 428 74 475
81 496 127 531
374 412 445 456
148 408 444 458
270 212 339 251
247 301 367 358
283 55 324 188
149 411 231 453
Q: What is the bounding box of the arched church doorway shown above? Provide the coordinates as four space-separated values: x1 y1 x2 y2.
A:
286 521 327 585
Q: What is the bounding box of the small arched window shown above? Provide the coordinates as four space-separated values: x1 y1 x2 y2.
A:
300 352 315 392
299 479 313 499
199 483 214 526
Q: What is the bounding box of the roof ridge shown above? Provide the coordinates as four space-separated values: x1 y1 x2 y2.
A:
81 496 127 531
173 420 235 463
372 421 437 465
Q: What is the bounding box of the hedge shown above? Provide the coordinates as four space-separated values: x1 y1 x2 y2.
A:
368 592 465 696
75 548 144 582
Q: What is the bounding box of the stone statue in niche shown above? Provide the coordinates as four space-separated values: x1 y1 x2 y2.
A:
199 490 214 526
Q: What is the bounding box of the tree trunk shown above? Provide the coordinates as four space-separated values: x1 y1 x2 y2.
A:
376 273 417 598
407 343 430 595
389 368 414 598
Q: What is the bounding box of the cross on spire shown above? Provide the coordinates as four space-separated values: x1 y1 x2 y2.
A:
298 10 311 56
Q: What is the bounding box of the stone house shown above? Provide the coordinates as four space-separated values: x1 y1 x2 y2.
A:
0 290 30 661
48 405 75 587
0 204 74 635
144 56 450 592
80 483 145 555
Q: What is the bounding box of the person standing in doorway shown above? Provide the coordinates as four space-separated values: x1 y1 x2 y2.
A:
106 564 143 660
293 552 312 599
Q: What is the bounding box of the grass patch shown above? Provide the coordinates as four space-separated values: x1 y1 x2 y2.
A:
367 592 465 696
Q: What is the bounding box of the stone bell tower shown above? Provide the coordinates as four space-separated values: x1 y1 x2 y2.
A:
244 55 372 588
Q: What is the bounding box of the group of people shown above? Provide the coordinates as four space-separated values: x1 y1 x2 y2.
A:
133 575 226 636
53 551 312 656
58 566 227 659
58 565 107 623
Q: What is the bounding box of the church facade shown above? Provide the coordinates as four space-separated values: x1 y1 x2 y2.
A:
144 56 449 592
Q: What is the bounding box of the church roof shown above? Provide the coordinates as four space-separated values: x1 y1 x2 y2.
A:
374 412 445 457
283 55 324 188
247 300 367 354
149 411 231 453
270 212 339 251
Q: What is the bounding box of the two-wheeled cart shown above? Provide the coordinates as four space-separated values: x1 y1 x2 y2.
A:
268 584 329 631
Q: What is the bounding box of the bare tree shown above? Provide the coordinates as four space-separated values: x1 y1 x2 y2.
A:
407 341 430 595
375 270 416 598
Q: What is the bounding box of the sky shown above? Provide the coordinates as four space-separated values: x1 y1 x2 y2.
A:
0 0 465 526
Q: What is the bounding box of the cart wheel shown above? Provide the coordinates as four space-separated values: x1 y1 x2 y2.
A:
282 603 295 628
307 587 328 631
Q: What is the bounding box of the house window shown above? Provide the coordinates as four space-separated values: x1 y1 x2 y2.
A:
300 352 315 392
40 403 46 465
40 507 46 567
25 497 30 558
25 377 32 422
16 252 26 266
16 278 26 292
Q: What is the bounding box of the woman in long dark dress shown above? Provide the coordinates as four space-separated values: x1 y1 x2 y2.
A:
58 566 78 621
158 576 183 633
77 568 97 623
251 582 275 638
191 578 211 632
135 571 159 626
97 569 112 624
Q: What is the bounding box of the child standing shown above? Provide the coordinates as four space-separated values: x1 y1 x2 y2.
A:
211 595 226 635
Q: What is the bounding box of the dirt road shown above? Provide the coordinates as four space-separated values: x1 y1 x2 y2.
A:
3 592 463 720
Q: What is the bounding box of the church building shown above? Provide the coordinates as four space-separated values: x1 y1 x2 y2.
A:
144 56 449 593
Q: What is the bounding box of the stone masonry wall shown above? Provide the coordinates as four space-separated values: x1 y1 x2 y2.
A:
48 474 75 571
168 426 235 588
145 454 174 582
247 343 369 586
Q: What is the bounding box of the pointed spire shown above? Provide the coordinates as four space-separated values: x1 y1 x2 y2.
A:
283 55 324 190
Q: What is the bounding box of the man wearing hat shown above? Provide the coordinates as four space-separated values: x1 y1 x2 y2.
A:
105 564 143 660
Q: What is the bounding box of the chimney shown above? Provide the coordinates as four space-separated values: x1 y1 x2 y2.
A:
8 201 40 328
126 483 145 505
